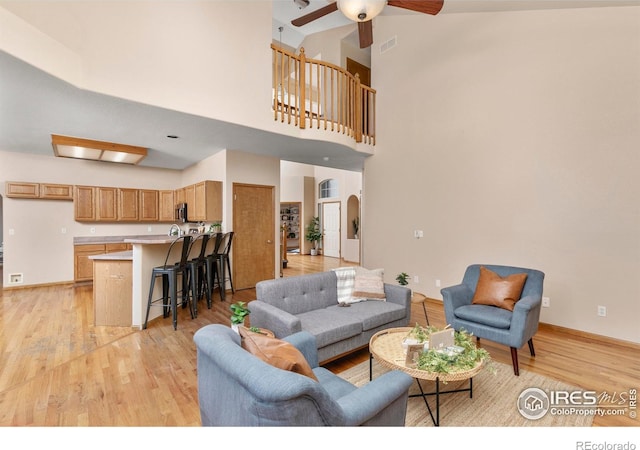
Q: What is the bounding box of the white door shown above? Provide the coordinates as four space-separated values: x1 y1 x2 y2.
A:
322 202 341 258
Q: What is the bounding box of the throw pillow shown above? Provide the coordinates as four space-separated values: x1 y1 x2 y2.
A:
238 326 318 381
332 266 360 304
351 267 386 301
472 266 528 311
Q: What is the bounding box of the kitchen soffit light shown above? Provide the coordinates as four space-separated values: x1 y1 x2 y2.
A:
51 134 147 165
337 0 386 22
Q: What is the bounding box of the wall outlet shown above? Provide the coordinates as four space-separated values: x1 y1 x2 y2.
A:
435 279 441 288
90 227 96 234
597 306 607 317
61 227 67 234
147 226 153 232
413 275 419 283
542 297 550 308
414 230 423 239
9 273 23 284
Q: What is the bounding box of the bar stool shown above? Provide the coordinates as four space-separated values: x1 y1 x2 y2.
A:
205 233 225 303
144 235 193 330
216 231 235 301
185 233 212 314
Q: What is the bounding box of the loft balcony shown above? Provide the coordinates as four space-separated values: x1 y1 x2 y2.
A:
272 45 376 146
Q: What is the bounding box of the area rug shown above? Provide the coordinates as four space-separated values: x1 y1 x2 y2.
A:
338 360 594 427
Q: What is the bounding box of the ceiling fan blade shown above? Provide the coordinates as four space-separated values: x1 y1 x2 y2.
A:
387 0 444 15
291 2 339 27
358 21 373 49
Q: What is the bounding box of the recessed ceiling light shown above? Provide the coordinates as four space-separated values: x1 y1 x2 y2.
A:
323 156 330 161
51 134 147 165
166 135 179 139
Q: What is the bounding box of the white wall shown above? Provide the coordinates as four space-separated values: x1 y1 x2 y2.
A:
363 7 640 343
0 1 275 132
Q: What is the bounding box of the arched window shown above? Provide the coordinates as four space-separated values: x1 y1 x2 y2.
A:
319 179 339 199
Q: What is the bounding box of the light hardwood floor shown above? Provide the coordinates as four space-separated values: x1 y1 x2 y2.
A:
0 256 638 426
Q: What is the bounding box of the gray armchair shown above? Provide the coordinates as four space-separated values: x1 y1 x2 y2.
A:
441 264 545 376
193 324 414 426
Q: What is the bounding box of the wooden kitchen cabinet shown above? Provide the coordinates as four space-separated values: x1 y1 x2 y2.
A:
75 243 132 282
139 189 159 222
96 187 118 221
74 244 106 282
159 190 175 222
74 186 96 221
193 180 223 222
184 184 196 218
118 188 139 221
5 181 39 198
40 183 73 200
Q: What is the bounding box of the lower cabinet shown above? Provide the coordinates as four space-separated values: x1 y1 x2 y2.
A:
74 243 132 282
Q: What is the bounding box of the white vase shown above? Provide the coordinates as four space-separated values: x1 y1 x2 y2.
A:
231 321 244 333
310 248 318 256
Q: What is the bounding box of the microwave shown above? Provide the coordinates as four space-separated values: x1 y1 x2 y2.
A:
176 203 188 223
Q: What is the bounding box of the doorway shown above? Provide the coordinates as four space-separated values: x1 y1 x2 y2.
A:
232 183 276 290
322 201 341 258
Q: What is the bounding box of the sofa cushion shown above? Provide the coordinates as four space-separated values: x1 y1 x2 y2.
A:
256 271 338 314
239 326 318 381
328 301 407 331
454 304 512 329
296 309 362 348
471 266 528 311
352 267 386 301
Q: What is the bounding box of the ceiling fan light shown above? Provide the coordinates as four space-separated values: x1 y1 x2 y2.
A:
337 0 386 23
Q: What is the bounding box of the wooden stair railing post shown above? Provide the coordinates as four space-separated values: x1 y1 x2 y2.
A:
298 48 306 130
355 74 362 143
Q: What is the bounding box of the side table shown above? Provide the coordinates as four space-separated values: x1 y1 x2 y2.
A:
411 292 430 326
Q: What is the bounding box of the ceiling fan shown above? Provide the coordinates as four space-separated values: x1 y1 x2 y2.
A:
291 0 444 49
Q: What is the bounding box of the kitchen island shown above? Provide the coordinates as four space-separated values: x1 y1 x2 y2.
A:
90 250 133 327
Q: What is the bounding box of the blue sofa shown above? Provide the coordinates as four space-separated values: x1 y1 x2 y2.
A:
248 271 411 363
193 324 414 426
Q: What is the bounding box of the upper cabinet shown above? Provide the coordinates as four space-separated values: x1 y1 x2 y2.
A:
6 181 73 200
191 180 222 222
118 188 139 221
159 190 175 222
74 186 96 221
11 179 221 224
139 189 159 222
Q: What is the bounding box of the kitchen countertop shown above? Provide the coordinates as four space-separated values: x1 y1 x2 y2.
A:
74 234 172 245
89 250 133 261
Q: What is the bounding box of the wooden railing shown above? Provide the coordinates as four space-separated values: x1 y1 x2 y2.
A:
272 44 376 145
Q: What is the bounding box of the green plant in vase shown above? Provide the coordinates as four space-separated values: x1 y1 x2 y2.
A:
396 272 410 286
305 216 322 255
230 301 250 331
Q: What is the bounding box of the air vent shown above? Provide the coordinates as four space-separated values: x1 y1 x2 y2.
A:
380 36 397 54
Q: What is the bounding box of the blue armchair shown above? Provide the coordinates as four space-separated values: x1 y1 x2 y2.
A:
441 264 545 376
193 324 414 426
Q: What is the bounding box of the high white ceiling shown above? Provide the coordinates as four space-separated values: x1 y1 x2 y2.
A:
1 1 637 172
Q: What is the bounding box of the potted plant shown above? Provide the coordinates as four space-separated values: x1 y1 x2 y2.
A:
396 272 410 286
305 216 322 256
230 301 250 332
352 217 359 239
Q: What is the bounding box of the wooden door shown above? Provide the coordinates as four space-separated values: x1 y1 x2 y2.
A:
233 183 275 290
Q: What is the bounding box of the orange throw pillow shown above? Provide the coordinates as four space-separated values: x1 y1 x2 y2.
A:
471 266 528 311
238 327 318 381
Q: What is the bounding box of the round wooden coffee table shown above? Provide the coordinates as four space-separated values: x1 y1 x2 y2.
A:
369 327 484 426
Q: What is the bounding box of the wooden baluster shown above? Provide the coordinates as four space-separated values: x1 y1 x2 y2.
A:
355 74 362 143
298 48 306 130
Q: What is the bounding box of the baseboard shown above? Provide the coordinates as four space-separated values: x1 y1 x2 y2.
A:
2 280 75 291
